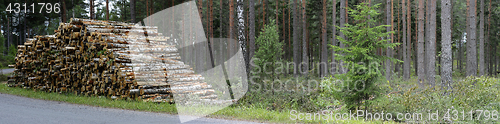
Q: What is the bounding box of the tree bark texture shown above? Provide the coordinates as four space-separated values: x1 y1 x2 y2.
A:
417 0 425 87
441 0 453 90
466 0 477 77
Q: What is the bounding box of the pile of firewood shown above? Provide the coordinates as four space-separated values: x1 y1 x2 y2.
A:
8 18 217 103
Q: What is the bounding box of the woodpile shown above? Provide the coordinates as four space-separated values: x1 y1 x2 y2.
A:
8 18 217 103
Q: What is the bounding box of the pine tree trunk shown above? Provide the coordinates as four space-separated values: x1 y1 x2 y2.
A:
302 0 308 75
7 17 9 53
220 0 224 66
460 0 466 74
210 0 214 39
332 0 337 76
414 27 418 75
479 0 484 76
209 0 214 67
386 0 392 81
424 0 431 81
292 0 300 77
402 0 409 80
61 0 67 22
282 0 286 63
249 0 255 61
340 0 346 75
396 1 401 77
197 0 204 73
320 0 327 77
229 0 234 72
90 0 94 19
276 0 278 28
417 0 425 86
289 4 291 66
106 0 109 21
441 0 452 90
465 0 469 73
426 0 436 87
263 0 266 26
130 0 135 23
466 0 477 77
487 0 492 75
406 0 411 80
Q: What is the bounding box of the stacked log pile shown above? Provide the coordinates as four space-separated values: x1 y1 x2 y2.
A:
8 18 217 103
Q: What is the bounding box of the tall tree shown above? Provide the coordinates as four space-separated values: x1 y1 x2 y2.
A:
236 0 249 76
90 0 94 19
424 0 430 79
426 0 436 86
282 0 286 62
288 2 291 64
106 0 109 21
402 0 408 80
229 0 234 65
210 0 214 39
479 0 484 76
197 0 204 73
386 0 391 79
276 0 278 27
441 0 452 90
386 0 393 80
7 17 10 54
130 0 135 23
320 0 327 77
61 0 67 22
293 0 299 77
302 0 308 75
417 0 425 86
220 0 224 65
461 0 468 73
466 0 477 77
332 0 337 75
487 0 492 75
249 0 255 61
262 0 266 25
405 0 411 80
340 0 346 74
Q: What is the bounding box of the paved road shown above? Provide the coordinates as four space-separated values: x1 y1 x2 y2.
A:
0 68 14 74
0 93 259 124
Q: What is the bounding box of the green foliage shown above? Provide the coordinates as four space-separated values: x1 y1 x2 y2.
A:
0 34 5 54
0 34 15 68
328 3 398 110
369 76 500 123
0 33 17 68
252 19 284 78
